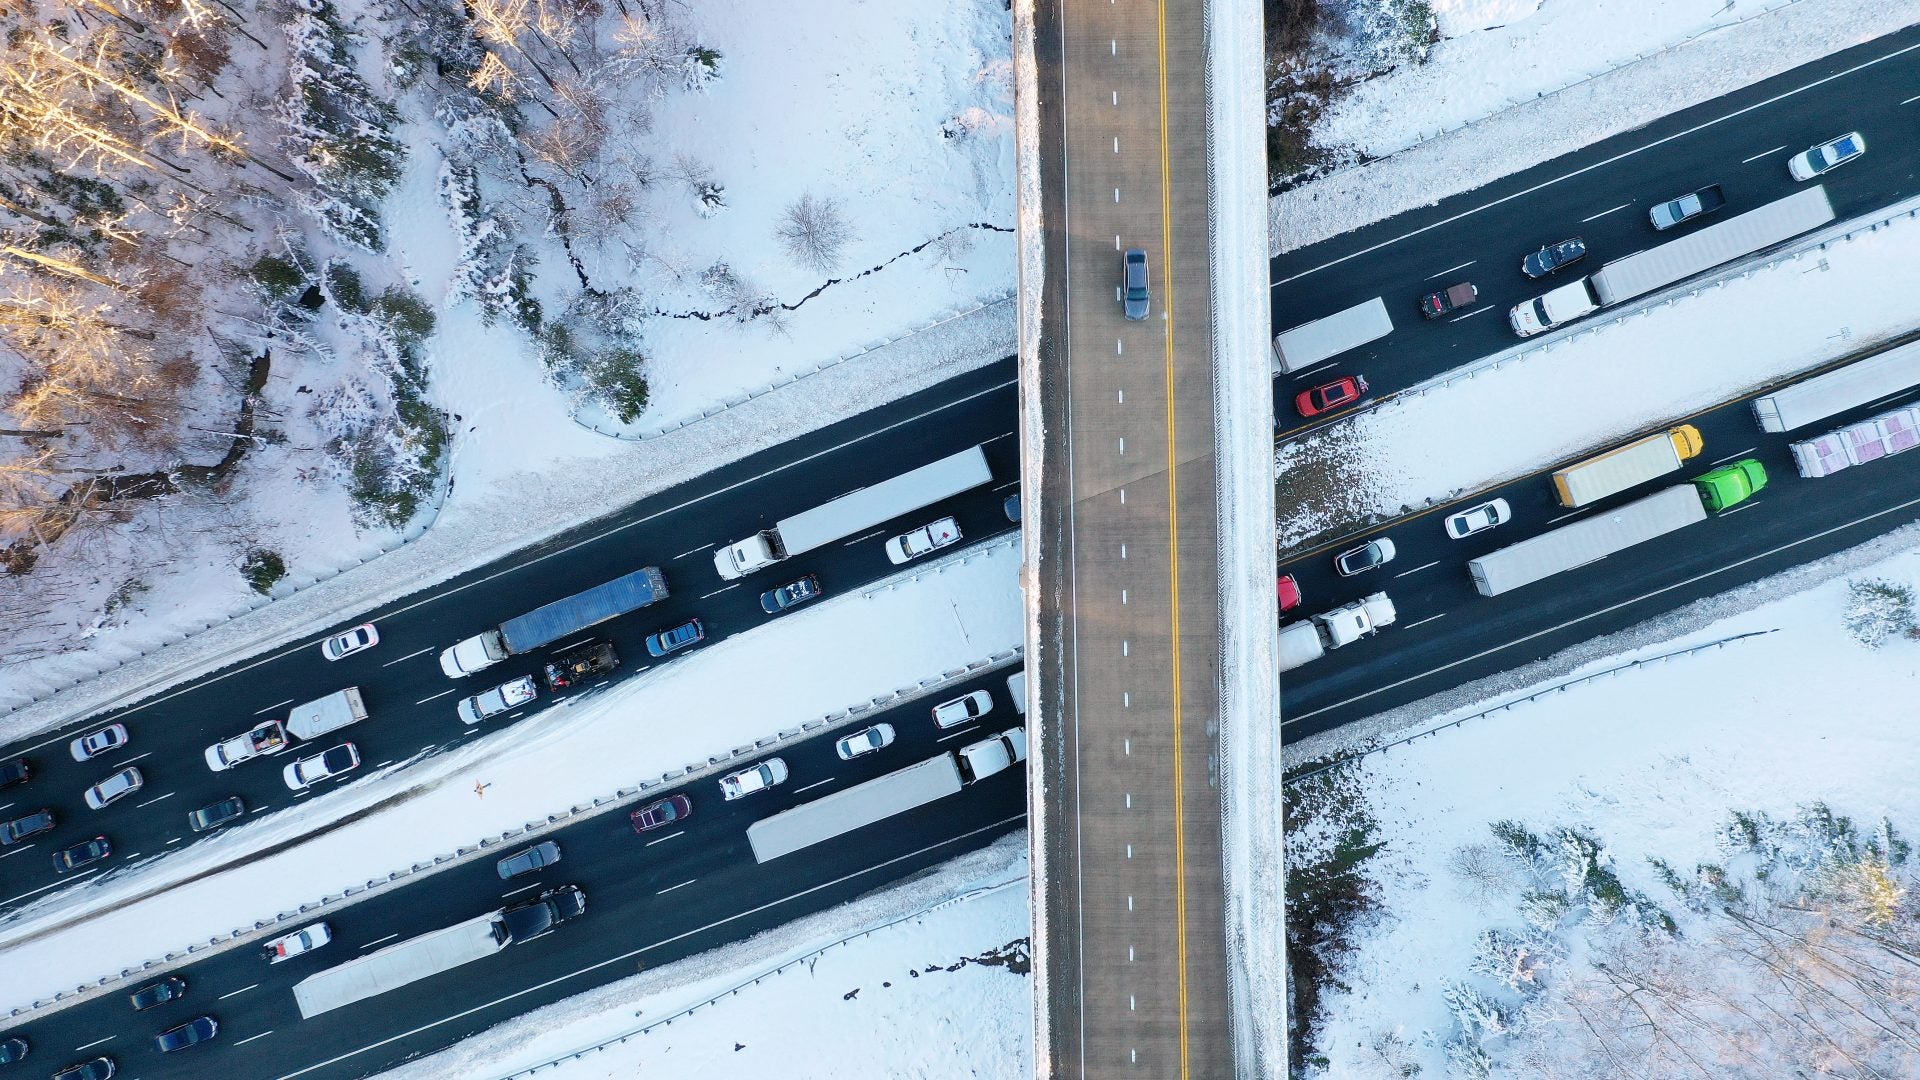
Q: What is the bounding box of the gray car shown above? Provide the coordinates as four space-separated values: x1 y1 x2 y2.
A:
188 796 246 833
496 840 561 880
1122 249 1149 320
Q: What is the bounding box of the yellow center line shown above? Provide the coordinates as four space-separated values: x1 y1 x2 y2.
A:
1150 0 1190 1075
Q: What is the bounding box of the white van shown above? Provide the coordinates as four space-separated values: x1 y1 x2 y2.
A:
286 688 368 741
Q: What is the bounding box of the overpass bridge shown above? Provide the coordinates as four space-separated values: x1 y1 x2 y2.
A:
1019 0 1280 1074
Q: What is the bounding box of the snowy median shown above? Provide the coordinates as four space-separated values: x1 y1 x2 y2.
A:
1277 204 1920 551
0 538 1024 1016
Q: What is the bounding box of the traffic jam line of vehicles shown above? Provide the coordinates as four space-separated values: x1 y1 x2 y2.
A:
1279 337 1920 672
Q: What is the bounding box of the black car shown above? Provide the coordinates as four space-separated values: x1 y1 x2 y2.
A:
0 755 28 789
501 884 587 939
129 975 187 1011
0 1035 24 1063
51 836 111 873
188 796 246 833
1521 236 1586 278
759 574 822 614
153 1016 217 1053
52 1057 114 1080
541 641 619 691
0 808 54 846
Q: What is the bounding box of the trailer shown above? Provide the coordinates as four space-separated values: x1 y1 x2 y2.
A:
1551 426 1703 508
1790 404 1920 478
440 566 668 677
747 754 965 863
1468 486 1707 597
1752 341 1920 433
713 446 992 579
1271 297 1393 374
293 912 509 1019
286 688 368 741
1588 187 1834 306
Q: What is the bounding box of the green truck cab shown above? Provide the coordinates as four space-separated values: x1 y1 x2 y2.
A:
1693 458 1768 512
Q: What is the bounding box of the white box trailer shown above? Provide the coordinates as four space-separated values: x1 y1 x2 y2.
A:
286 687 367 741
1271 297 1393 374
293 911 508 1019
1753 341 1920 433
747 754 964 863
1588 186 1834 306
1790 404 1920 478
714 446 993 579
1468 486 1707 597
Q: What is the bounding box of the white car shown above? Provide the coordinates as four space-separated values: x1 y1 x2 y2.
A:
933 690 994 729
885 516 962 565
320 622 380 661
835 723 896 760
1788 131 1865 181
719 759 789 800
83 766 144 810
263 922 332 962
283 743 361 791
1445 498 1512 539
957 727 1029 783
1333 538 1397 577
457 675 538 725
70 723 128 762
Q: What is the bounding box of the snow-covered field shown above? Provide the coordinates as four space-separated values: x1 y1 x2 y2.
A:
0 539 1023 1013
1272 0 1911 253
1289 526 1920 1075
388 834 1031 1080
1276 200 1920 549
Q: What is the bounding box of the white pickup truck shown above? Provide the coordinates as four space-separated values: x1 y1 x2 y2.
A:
204 720 290 772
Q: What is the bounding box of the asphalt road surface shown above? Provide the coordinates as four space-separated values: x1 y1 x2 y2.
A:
0 667 1028 1080
0 361 1020 913
1279 344 1920 737
1269 25 1920 430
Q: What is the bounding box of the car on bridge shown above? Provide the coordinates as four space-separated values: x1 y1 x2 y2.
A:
129 975 187 1011
188 796 246 833
1335 538 1397 577
760 574 823 614
264 923 331 962
52 1058 114 1080
458 675 538 723
83 766 143 810
720 759 788 800
836 723 895 760
1649 184 1724 230
886 517 962 564
1122 248 1149 320
320 622 380 661
70 723 128 762
0 756 28 789
646 618 706 658
497 840 562 879
630 794 692 833
542 641 618 690
154 1016 217 1053
0 808 54 845
1418 282 1477 319
1445 498 1512 539
933 690 994 729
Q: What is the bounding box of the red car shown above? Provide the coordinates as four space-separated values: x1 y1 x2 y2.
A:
1296 375 1369 418
1277 575 1301 614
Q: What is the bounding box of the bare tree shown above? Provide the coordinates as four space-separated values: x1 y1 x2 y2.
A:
775 192 852 273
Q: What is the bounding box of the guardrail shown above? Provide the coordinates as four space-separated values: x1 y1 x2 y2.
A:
492 874 1027 1078
1284 629 1776 787
571 294 1016 441
3 637 1027 1022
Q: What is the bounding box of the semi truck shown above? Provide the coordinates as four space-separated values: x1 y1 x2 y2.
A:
1587 186 1834 306
1271 297 1393 374
286 688 368 741
747 754 965 863
1791 403 1920 478
1278 592 1397 674
1466 466 1765 597
1509 188 1836 337
204 719 289 771
439 566 668 677
1551 425 1703 508
712 445 992 580
1752 341 1920 433
291 887 584 1019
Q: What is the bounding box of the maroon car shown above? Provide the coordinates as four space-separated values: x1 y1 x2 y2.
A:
631 793 692 834
1296 375 1369 418
1419 282 1478 320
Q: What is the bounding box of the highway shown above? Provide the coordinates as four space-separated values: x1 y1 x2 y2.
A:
0 668 1027 1080
1269 24 1920 430
1278 343 1920 737
0 361 1020 912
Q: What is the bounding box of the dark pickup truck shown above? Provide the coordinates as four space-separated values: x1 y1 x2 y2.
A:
1649 185 1725 230
542 641 619 690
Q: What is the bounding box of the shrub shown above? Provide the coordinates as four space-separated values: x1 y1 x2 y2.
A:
241 548 287 594
325 262 369 312
250 255 306 299
1844 577 1916 647
373 287 437 354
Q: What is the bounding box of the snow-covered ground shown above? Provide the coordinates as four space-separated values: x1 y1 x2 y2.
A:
1289 524 1920 1076
0 539 1022 1014
1272 0 1911 253
1 0 1017 717
1276 199 1920 549
387 833 1031 1080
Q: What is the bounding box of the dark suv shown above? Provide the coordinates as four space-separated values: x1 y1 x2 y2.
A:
1521 236 1585 278
0 756 28 789
188 797 246 833
0 808 54 846
52 836 112 873
645 618 705 658
759 574 822 614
